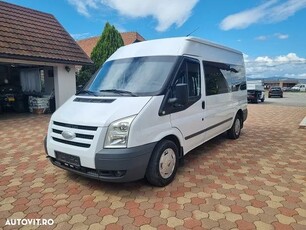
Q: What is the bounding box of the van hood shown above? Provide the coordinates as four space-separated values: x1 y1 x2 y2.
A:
51 95 152 127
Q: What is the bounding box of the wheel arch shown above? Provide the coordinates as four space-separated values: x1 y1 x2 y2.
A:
236 109 244 128
159 135 183 159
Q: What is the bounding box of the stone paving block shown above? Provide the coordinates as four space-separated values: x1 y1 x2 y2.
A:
295 208 306 217
101 214 118 225
254 221 273 230
275 214 296 225
236 219 255 229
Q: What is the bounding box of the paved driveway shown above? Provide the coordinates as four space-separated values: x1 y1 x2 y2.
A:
264 92 306 107
0 104 306 230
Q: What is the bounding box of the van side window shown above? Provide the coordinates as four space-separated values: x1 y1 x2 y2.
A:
203 61 245 95
203 62 229 96
175 60 201 99
229 65 246 92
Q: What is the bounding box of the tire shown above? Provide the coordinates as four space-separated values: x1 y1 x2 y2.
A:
146 140 179 187
227 115 242 139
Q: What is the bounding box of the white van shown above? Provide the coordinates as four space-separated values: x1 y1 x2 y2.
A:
45 37 247 186
291 84 306 92
247 80 265 103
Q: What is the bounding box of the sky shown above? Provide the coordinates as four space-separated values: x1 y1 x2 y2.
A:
4 0 306 79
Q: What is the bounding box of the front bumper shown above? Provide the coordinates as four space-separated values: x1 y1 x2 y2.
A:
45 137 156 183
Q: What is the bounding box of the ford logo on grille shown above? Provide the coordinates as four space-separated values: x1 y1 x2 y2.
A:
61 131 76 140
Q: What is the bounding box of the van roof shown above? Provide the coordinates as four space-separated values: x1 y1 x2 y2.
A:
107 37 243 65
186 37 242 54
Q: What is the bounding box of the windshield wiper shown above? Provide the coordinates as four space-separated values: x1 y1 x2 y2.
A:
76 90 98 96
100 89 137 97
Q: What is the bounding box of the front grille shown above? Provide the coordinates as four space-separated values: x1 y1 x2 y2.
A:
53 121 97 131
52 137 91 148
51 121 98 148
52 129 94 140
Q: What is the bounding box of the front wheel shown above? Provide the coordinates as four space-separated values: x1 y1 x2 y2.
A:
227 115 242 139
146 140 179 187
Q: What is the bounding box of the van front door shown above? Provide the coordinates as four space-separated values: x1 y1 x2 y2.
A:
169 58 205 154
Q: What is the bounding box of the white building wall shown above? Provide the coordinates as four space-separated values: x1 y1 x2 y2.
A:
53 64 76 109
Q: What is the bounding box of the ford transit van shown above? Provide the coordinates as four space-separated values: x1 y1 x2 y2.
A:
45 37 247 186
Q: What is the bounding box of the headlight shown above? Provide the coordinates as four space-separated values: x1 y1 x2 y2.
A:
104 115 136 148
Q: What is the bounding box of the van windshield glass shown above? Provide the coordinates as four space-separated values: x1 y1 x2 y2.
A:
85 56 177 96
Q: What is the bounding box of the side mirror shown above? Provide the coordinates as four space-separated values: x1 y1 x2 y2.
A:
76 85 83 93
168 83 188 106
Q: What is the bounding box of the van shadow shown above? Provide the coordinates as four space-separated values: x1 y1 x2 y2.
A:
66 171 148 194
178 133 230 173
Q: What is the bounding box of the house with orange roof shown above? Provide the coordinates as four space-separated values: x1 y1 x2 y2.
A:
0 1 92 112
77 32 145 57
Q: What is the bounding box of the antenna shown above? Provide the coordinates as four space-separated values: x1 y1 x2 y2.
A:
186 27 200 37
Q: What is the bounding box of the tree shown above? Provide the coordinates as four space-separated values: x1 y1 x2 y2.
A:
77 22 124 86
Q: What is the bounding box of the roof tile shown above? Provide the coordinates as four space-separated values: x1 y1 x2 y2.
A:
0 1 92 65
77 32 145 57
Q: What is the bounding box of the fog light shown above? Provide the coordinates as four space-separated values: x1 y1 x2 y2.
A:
113 170 126 177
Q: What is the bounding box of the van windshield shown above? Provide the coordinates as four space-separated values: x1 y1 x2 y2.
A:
84 56 178 96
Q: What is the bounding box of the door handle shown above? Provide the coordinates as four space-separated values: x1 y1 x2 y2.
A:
202 101 205 109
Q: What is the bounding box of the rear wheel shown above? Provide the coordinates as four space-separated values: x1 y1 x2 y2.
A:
227 115 242 139
146 140 179 187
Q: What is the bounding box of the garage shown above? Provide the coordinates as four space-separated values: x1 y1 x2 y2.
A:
0 64 55 113
0 1 92 114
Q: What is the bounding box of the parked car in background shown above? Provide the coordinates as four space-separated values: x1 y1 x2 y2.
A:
268 86 283 98
282 87 291 92
0 84 26 113
291 84 306 92
247 80 265 103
